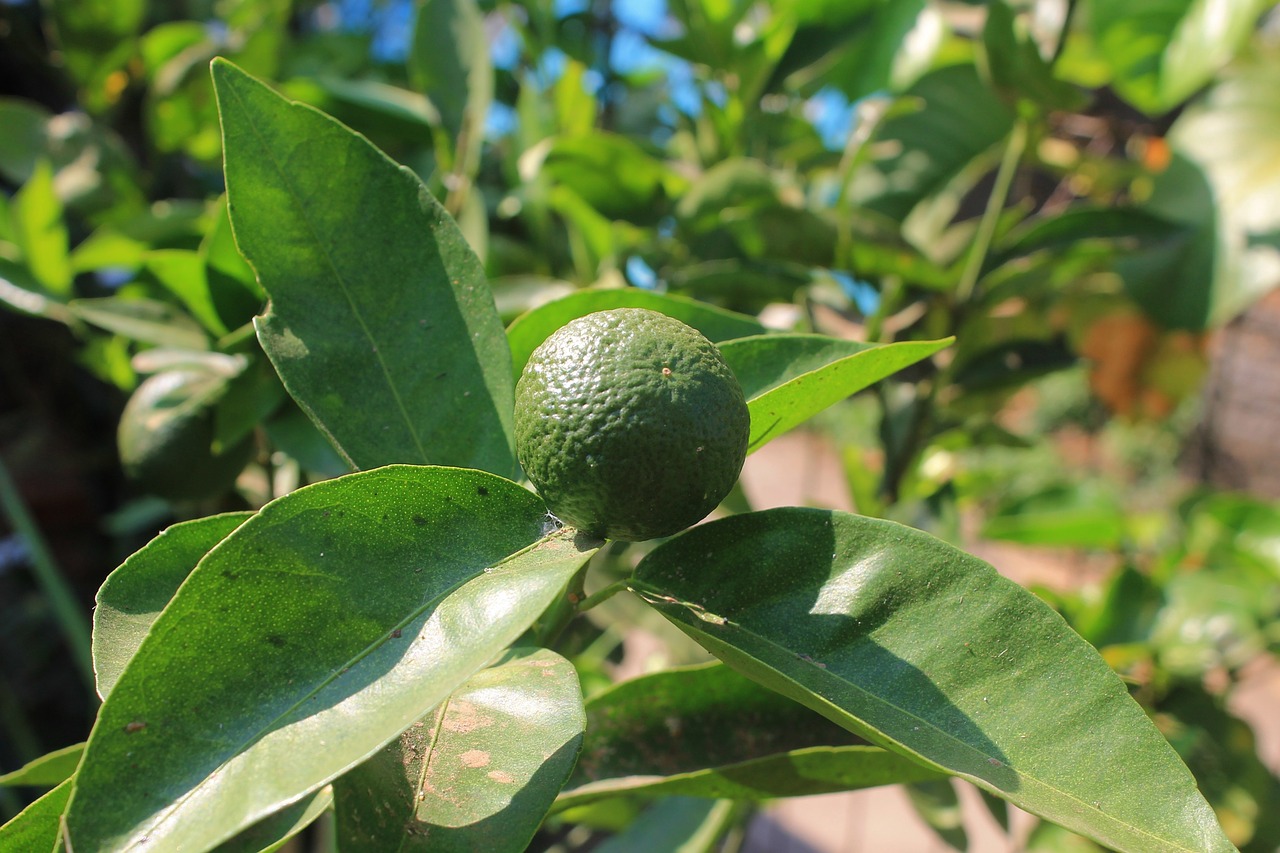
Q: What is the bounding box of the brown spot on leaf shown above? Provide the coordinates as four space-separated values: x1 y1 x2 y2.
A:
459 749 490 768
487 771 515 784
443 700 494 734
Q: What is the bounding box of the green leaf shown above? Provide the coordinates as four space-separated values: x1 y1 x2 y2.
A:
333 647 584 852
593 798 739 853
906 779 967 850
631 509 1234 853
559 662 940 808
144 250 231 337
50 0 146 112
981 1 1087 112
0 743 85 788
717 335 951 453
93 512 253 699
539 133 677 223
64 466 599 852
69 296 210 350
1155 56 1280 326
0 258 74 323
1088 0 1272 116
212 58 516 477
12 160 73 297
563 746 943 809
998 207 1188 261
0 98 52 184
0 778 71 850
571 662 857 781
855 65 1014 222
506 289 767 376
214 788 333 853
409 0 491 171
982 485 1125 549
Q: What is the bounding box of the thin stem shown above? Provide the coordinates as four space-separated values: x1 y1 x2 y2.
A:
0 457 95 691
574 578 630 612
955 119 1027 303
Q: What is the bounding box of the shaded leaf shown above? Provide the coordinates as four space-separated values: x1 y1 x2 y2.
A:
213 59 516 476
0 98 52 184
982 1 1087 112
906 779 967 850
717 335 951 453
854 65 1014 222
0 778 71 851
69 296 210 350
562 744 941 810
560 663 943 808
631 509 1233 853
593 798 739 853
409 0 491 171
65 466 599 852
540 133 677 223
0 742 85 788
215 787 333 853
93 512 253 699
334 648 584 852
506 289 766 376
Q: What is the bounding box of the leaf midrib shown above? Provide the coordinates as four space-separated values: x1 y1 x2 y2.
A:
631 581 1210 853
119 570 479 850
223 74 428 464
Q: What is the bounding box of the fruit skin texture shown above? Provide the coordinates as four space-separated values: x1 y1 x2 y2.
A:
515 308 750 542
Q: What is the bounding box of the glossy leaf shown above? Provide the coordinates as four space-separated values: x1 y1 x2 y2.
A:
562 744 941 810
1088 0 1272 116
93 512 253 698
0 258 73 323
64 466 599 852
506 289 766 376
718 335 951 453
333 647 584 852
0 742 85 788
560 663 942 808
0 778 71 851
213 59 517 476
215 788 333 853
69 296 210 350
570 662 857 783
631 509 1234 853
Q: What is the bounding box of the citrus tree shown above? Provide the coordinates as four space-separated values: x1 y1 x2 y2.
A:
2 1 1279 851
0 57 1242 853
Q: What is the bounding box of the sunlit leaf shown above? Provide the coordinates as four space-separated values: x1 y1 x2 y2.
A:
64 466 599 852
213 59 517 476
334 648 584 852
632 509 1234 853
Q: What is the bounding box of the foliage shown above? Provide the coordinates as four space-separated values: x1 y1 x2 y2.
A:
1 0 1279 851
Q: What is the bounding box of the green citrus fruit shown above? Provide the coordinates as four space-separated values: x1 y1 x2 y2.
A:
515 308 750 541
118 369 254 502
